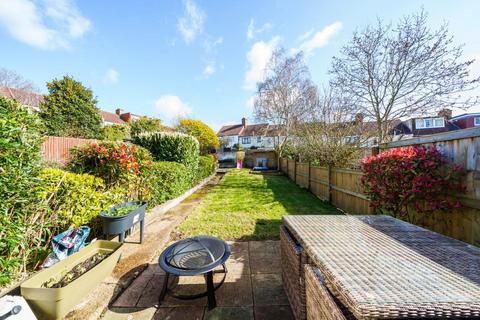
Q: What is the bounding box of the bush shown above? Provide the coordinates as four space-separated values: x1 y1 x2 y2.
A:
68 142 152 199
196 155 216 182
40 168 126 237
129 116 164 136
39 75 103 138
102 124 130 141
133 132 199 182
361 146 465 218
0 97 46 285
145 162 191 207
176 119 220 154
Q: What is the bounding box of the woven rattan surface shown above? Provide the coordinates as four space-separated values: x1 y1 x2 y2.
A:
283 215 480 319
281 225 306 320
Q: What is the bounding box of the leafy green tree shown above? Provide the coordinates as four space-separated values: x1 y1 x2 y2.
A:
176 119 219 154
40 76 102 138
102 124 130 141
129 116 163 136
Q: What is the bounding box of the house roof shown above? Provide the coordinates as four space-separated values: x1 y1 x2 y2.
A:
217 124 245 136
450 113 480 121
217 122 282 137
100 110 126 124
0 87 44 109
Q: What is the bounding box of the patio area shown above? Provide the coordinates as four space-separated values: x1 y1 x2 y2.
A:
103 240 293 320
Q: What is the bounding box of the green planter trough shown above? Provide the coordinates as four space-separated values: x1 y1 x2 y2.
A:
20 240 123 320
100 201 147 243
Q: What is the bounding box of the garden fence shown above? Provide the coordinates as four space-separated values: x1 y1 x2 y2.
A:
42 136 97 163
279 127 480 246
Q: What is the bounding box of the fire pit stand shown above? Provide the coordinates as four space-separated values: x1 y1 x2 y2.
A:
158 236 231 310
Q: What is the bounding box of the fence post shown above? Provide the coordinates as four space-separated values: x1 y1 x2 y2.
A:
307 162 311 190
327 166 332 204
294 160 297 184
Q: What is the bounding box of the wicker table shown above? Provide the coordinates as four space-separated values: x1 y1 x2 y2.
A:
282 215 480 319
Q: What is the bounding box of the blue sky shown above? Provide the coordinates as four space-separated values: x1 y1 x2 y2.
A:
1 0 480 130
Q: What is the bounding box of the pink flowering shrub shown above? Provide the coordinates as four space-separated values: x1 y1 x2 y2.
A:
361 146 465 217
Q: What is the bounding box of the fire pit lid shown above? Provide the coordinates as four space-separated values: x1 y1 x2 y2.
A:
163 236 228 272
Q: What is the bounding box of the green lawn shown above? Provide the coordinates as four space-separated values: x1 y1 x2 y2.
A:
175 169 339 240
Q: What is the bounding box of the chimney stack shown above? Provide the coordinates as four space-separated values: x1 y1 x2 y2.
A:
355 113 364 124
241 117 247 127
115 108 124 115
438 108 452 119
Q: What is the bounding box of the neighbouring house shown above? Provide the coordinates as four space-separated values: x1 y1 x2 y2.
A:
0 87 142 127
450 112 480 129
217 118 283 153
391 109 462 139
99 108 141 126
217 117 283 168
0 87 44 111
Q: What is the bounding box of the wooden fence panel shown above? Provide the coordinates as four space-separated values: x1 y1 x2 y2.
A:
287 159 296 181
280 158 288 174
310 166 329 201
42 136 97 163
330 169 373 215
295 162 309 189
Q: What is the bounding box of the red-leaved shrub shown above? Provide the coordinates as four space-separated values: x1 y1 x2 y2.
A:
361 146 465 217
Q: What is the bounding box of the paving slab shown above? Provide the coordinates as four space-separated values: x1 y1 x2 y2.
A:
225 241 250 275
251 273 289 306
215 272 253 307
203 306 254 320
249 241 281 274
112 274 152 308
136 275 165 308
254 305 294 320
102 307 157 320
153 307 205 320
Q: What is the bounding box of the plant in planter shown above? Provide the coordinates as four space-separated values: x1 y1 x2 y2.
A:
236 150 245 169
100 201 147 243
20 240 122 320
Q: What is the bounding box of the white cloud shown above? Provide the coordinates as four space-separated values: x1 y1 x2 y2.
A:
246 96 256 109
203 63 216 77
0 0 91 49
177 0 205 44
243 36 280 91
297 28 314 42
246 18 273 40
293 21 342 56
154 95 192 120
203 36 223 53
103 68 119 85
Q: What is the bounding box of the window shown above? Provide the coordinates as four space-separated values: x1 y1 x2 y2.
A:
257 137 262 143
242 137 251 144
475 117 480 126
415 117 444 129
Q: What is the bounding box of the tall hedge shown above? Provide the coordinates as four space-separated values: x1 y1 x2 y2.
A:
196 155 216 183
0 97 45 284
133 132 199 181
144 162 191 207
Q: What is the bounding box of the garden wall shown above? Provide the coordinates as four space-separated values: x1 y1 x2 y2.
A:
280 128 480 246
42 136 97 163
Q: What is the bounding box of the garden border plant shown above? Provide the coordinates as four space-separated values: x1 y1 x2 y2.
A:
361 145 466 220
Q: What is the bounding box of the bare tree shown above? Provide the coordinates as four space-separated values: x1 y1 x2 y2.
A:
254 49 318 159
295 87 374 167
0 68 37 93
330 10 480 143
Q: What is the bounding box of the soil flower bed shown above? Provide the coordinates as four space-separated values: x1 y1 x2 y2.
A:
42 253 108 288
